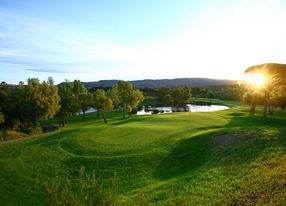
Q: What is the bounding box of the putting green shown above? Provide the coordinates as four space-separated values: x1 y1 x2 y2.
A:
59 113 228 157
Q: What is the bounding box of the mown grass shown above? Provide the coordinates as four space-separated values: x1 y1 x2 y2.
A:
191 97 247 107
0 106 286 205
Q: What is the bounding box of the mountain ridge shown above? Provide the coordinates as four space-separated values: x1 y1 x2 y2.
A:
6 78 238 88
76 78 237 88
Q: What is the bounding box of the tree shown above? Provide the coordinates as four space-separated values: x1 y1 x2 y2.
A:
79 92 93 118
0 82 10 124
170 86 192 108
243 89 264 113
245 63 286 117
94 89 113 124
111 81 144 118
0 82 9 109
2 81 33 127
0 78 59 131
27 77 60 122
57 85 72 127
70 80 88 116
153 86 192 109
57 80 89 125
45 78 61 118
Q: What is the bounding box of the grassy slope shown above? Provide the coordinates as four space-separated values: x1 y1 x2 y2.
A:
0 108 286 205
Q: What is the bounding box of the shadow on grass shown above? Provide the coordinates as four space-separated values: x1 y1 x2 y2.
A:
227 112 286 128
154 132 211 180
154 111 286 180
45 111 123 127
110 116 152 126
27 129 78 146
227 112 245 117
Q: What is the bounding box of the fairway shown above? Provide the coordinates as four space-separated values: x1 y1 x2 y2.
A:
1 110 286 205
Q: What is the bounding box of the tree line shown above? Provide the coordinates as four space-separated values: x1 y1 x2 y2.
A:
0 78 144 140
141 86 192 107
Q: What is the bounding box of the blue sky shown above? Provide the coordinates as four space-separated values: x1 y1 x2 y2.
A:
1 0 286 84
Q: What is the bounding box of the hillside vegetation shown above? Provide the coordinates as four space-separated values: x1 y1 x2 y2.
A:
1 108 286 205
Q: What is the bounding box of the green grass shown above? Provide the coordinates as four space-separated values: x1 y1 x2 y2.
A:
1 108 286 205
191 97 247 107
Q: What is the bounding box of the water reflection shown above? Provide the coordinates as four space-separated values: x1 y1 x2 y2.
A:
136 104 229 115
186 104 229 112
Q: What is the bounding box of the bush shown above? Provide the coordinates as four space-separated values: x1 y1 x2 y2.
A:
10 119 23 131
28 122 43 135
21 122 43 135
0 130 27 141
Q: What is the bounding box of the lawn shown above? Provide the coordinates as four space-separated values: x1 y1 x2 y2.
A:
1 108 286 205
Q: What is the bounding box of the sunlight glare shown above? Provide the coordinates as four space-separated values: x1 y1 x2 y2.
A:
245 74 266 86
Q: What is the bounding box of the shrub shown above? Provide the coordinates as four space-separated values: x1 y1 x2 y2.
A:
21 122 43 135
1 130 26 141
10 119 23 131
28 122 43 135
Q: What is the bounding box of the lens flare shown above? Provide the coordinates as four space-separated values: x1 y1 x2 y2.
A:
245 74 266 86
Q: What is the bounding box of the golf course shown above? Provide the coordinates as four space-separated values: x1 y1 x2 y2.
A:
1 103 286 205
2 0 286 205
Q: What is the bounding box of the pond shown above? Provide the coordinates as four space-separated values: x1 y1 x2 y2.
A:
186 104 229 112
78 108 97 115
137 104 229 115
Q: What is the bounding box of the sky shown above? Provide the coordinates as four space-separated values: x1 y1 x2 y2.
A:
1 0 286 84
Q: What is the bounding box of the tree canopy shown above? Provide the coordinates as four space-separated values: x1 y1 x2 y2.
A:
27 78 60 122
170 86 192 108
94 89 113 123
146 86 192 108
57 80 91 126
112 81 144 118
245 63 286 117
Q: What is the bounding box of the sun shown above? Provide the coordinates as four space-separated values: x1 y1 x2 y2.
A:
245 74 267 86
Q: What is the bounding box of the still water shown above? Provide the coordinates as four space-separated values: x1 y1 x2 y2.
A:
137 104 229 115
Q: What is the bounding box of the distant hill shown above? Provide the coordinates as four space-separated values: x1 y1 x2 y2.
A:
72 78 237 89
7 78 237 89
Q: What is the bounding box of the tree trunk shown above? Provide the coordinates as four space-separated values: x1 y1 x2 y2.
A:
250 103 256 113
97 111 100 118
102 113 107 124
250 94 257 113
83 111 86 118
263 105 267 118
263 90 269 118
268 105 273 115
